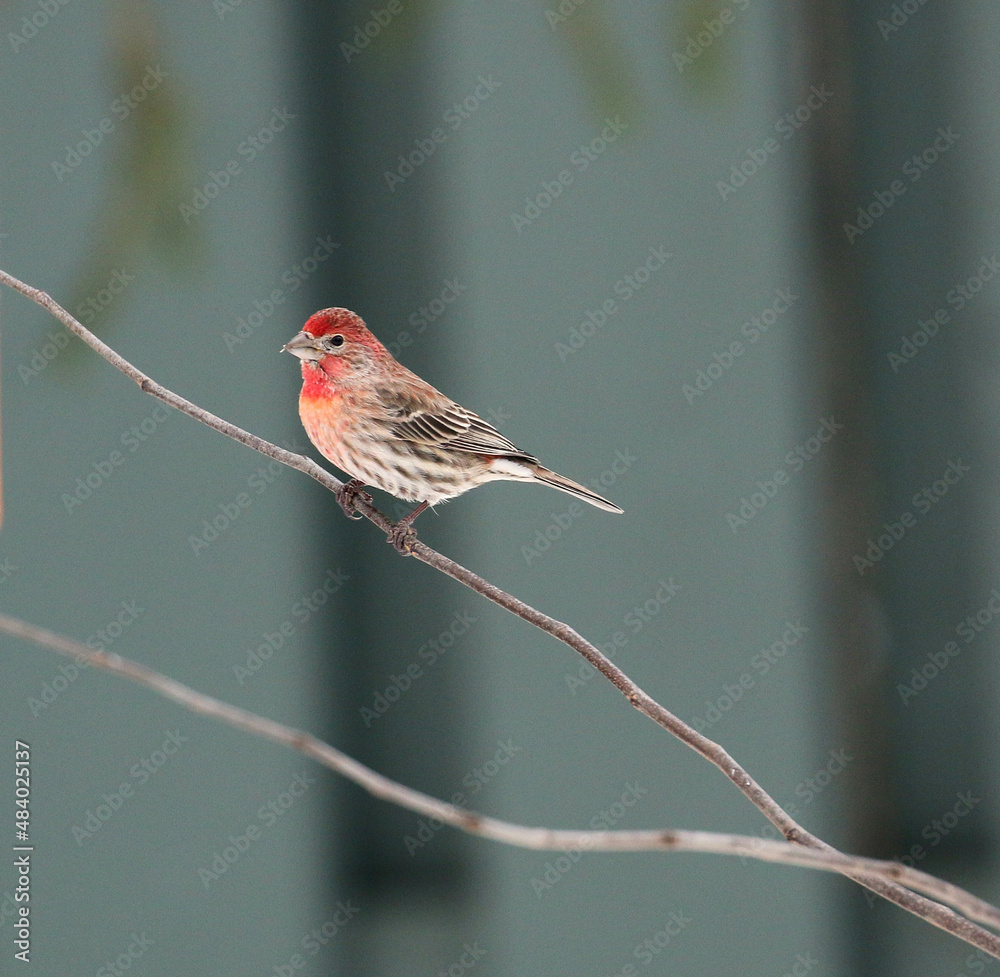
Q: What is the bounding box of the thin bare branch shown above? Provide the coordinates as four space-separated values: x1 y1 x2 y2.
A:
2 609 998 934
3 267 999 957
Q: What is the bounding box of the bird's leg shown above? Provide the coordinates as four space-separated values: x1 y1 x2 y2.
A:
387 500 430 554
335 478 371 520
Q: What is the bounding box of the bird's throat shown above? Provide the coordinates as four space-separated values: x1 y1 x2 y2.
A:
300 360 340 399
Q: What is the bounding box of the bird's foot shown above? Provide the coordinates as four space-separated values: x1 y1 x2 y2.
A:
386 500 430 555
336 479 370 520
387 522 418 554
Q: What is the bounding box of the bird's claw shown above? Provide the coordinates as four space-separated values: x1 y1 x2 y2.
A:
336 479 370 520
387 523 418 555
386 500 429 554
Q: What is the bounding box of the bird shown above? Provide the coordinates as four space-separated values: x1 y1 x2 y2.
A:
283 308 622 551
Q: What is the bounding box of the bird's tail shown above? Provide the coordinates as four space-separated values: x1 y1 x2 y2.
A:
530 465 624 514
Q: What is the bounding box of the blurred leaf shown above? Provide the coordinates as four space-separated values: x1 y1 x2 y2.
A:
58 2 200 371
552 1 641 126
671 0 737 95
357 1 640 126
356 0 431 67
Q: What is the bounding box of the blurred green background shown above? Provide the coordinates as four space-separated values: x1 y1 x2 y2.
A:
1 1 998 974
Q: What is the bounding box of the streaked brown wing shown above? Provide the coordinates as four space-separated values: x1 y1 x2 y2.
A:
391 404 537 460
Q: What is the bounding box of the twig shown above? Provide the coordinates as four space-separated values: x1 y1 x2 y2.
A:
2 608 998 933
2 267 999 957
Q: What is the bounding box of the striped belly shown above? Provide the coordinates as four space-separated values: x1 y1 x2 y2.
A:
299 392 484 504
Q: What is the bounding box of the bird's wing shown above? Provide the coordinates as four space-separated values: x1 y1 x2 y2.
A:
391 402 538 460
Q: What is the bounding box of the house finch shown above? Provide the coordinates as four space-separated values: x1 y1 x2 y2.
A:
283 308 622 550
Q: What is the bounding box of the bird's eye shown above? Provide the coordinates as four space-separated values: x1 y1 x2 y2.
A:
328 334 344 349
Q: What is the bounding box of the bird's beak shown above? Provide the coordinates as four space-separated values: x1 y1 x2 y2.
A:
281 330 322 363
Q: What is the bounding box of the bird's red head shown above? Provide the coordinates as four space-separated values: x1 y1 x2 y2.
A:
283 308 388 388
302 308 386 349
